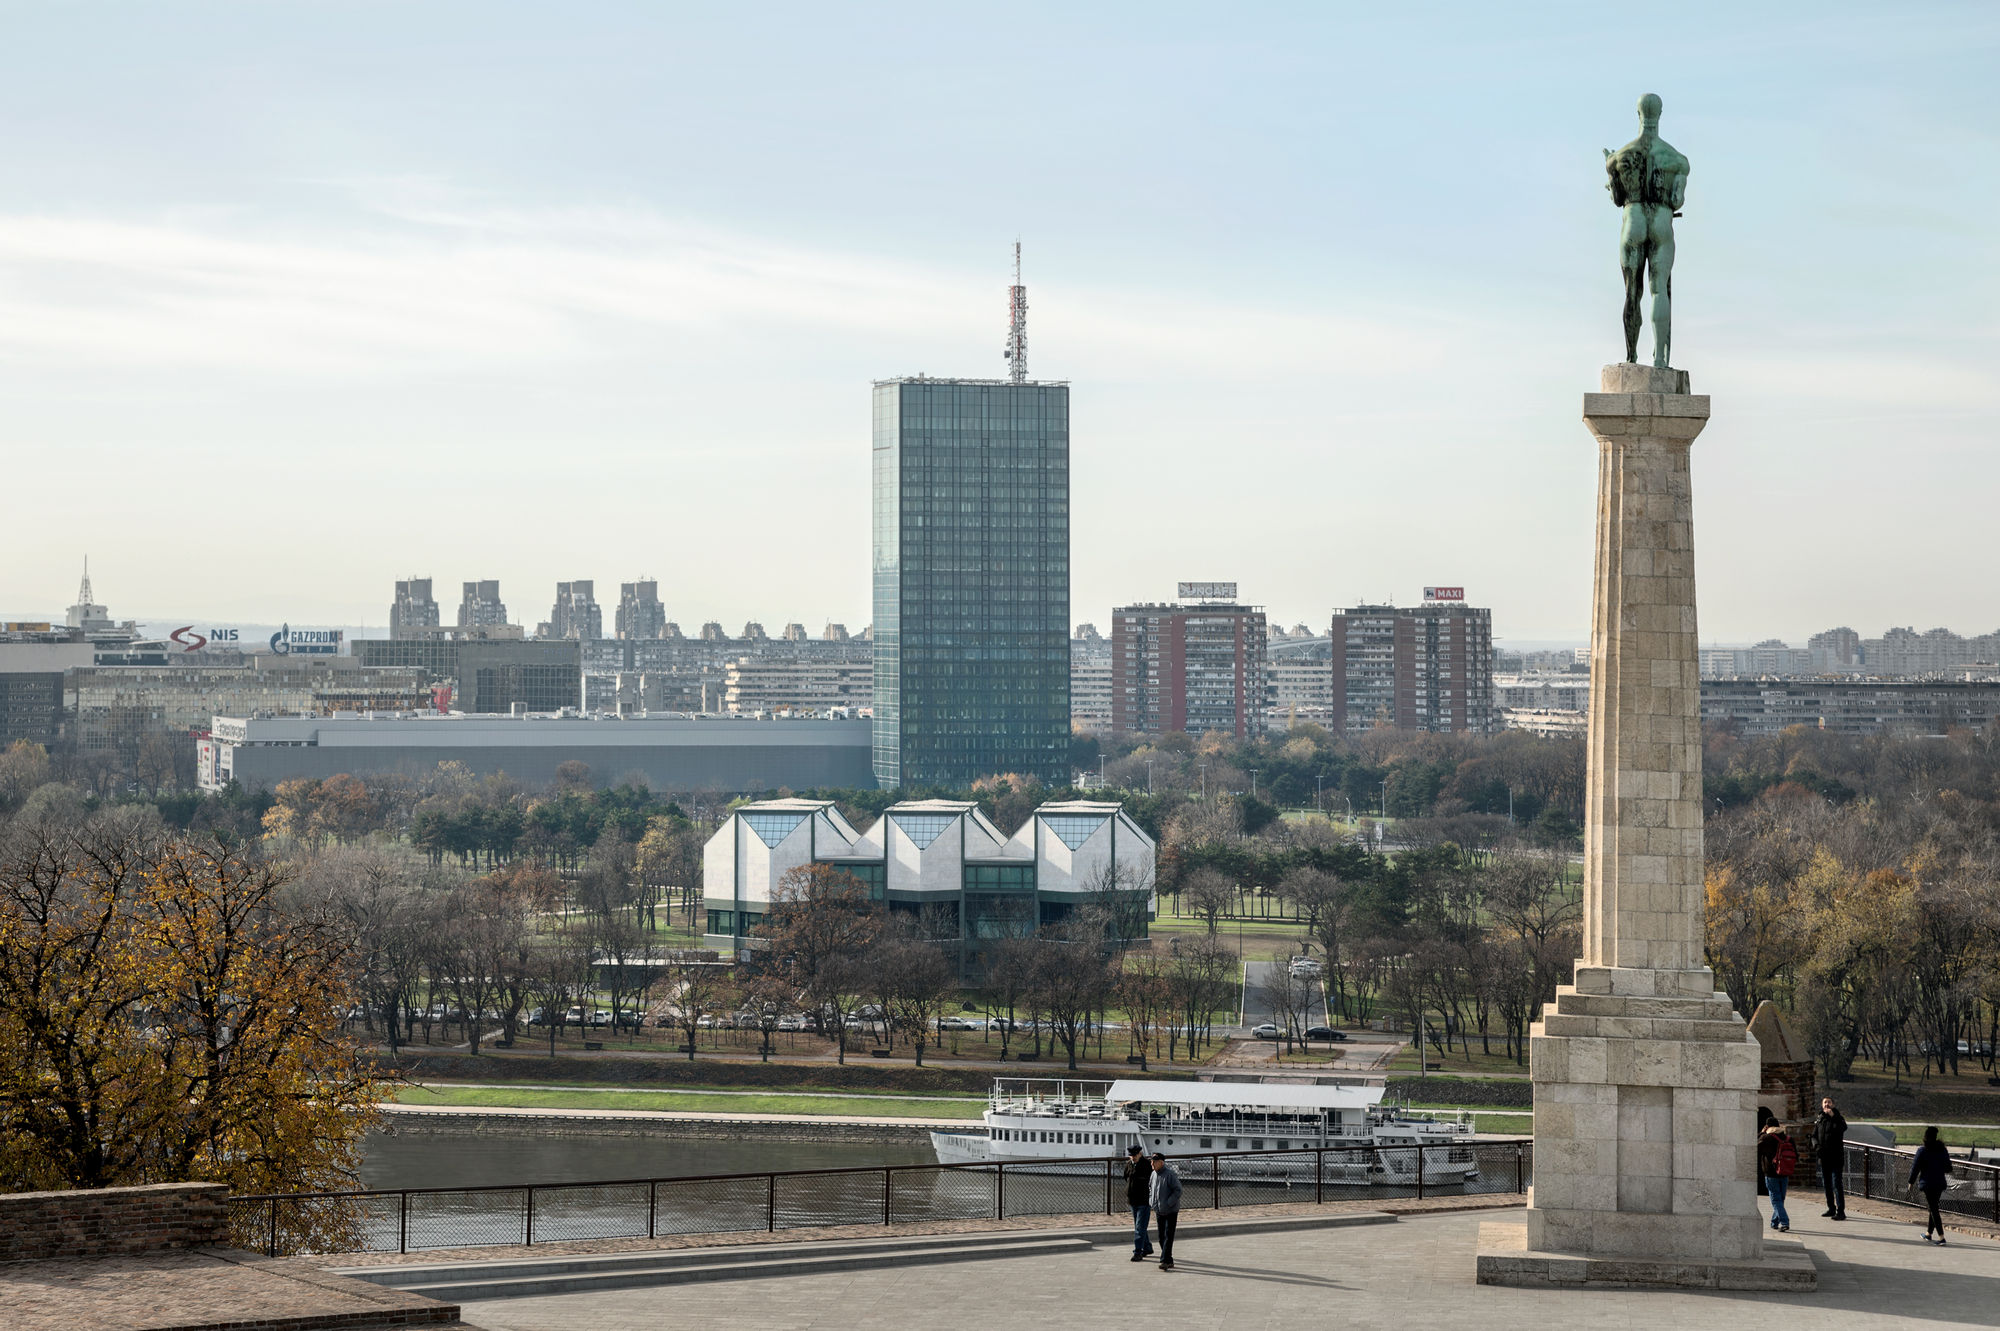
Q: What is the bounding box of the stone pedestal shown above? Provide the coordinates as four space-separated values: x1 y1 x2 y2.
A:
1476 365 1817 1291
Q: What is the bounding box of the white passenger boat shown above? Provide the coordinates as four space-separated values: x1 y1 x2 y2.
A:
931 1079 1480 1186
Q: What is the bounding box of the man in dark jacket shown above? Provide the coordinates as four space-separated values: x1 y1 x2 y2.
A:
1149 1153 1183 1271
1812 1097 1848 1220
1123 1145 1154 1261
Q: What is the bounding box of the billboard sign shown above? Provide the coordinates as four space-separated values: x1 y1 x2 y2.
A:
169 626 244 652
268 625 344 656
1177 581 1239 601
1423 586 1465 602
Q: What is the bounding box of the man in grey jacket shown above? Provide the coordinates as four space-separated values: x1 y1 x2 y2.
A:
1148 1152 1183 1271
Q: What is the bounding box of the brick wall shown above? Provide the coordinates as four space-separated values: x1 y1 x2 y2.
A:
0 1182 229 1261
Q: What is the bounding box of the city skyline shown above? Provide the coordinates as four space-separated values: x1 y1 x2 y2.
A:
1 6 1996 641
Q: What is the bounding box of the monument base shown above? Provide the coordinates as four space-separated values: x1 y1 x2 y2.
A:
1475 1222 1818 1292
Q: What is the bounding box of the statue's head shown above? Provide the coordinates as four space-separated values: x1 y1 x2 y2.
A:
1637 93 1663 129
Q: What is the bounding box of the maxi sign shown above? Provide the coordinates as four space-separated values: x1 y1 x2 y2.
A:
1423 586 1466 602
269 624 343 656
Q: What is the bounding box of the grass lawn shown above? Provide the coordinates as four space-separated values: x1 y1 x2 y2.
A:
1384 1044 1531 1078
392 1084 988 1120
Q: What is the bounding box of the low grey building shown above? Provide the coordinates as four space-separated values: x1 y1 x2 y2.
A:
1700 679 2000 736
201 712 874 793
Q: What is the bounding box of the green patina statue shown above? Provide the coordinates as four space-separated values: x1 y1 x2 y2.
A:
1605 93 1689 368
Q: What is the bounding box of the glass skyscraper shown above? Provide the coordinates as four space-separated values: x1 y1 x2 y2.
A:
872 377 1070 787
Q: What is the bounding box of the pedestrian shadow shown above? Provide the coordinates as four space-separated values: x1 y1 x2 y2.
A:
1154 1260 1349 1290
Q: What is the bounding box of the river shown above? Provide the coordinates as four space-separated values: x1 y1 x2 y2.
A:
358 1126 937 1191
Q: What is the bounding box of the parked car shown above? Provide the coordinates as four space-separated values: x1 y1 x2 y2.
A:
1304 1026 1350 1042
1288 956 1324 978
1250 1023 1283 1039
937 1017 980 1031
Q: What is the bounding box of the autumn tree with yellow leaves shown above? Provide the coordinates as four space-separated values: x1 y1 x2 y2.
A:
0 814 383 1209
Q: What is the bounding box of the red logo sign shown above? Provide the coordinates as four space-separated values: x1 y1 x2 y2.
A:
1423 586 1465 602
169 626 208 652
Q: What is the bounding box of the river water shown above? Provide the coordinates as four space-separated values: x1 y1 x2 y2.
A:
358 1127 937 1191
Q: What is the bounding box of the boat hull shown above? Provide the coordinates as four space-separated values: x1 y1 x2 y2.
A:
929 1130 1479 1186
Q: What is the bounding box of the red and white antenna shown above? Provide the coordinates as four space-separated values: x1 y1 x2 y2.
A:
1004 240 1027 383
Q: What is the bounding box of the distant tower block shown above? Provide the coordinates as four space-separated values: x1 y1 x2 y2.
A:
1004 241 1028 384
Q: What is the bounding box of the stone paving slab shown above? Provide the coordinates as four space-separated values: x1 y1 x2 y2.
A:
0 1245 462 1331
455 1205 2000 1331
312 1193 1524 1269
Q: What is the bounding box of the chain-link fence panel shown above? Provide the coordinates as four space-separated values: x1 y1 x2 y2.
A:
405 1187 528 1251
888 1165 1003 1224
650 1174 771 1237
527 1182 651 1244
997 1160 1106 1219
772 1168 892 1230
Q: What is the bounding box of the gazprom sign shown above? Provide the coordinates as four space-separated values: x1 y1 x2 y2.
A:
268 624 344 656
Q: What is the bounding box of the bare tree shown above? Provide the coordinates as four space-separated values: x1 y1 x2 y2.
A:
752 863 882 1065
1181 868 1235 936
661 954 735 1060
1114 948 1170 1070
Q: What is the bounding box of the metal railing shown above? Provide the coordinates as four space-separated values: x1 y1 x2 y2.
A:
230 1138 1534 1257
1837 1141 2000 1226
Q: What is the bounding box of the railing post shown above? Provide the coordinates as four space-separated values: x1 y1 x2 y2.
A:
1315 1149 1324 1205
1105 1159 1114 1215
996 1163 1006 1220
1416 1144 1425 1201
1515 1144 1524 1196
268 1198 278 1257
399 1191 409 1254
1862 1147 1871 1200
648 1180 657 1239
1212 1154 1220 1209
767 1173 777 1232
526 1187 535 1246
883 1168 892 1226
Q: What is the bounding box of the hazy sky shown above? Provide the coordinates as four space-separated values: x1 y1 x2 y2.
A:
1 3 1995 644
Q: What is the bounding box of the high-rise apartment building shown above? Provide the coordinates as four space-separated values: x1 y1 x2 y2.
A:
391 578 441 638
872 376 1070 786
1329 591 1495 735
545 580 603 641
617 579 667 640
458 580 509 629
1110 588 1268 739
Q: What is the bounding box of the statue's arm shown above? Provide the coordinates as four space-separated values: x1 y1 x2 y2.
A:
1670 165 1688 212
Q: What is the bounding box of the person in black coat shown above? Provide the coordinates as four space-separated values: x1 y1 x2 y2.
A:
1909 1126 1954 1245
1755 1105 1776 1196
1123 1145 1155 1261
1812 1097 1848 1220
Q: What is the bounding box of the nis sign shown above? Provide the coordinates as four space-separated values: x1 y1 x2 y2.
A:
1177 582 1238 600
1423 586 1466 602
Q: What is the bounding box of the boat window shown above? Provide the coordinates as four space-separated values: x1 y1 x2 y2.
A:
1252 1140 1263 1151
1227 1139 1238 1150
1200 1138 1212 1149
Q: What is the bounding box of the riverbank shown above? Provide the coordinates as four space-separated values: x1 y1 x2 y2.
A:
381 1101 967 1143
393 1083 987 1120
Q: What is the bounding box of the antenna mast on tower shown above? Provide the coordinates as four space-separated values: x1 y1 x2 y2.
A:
1004 241 1027 384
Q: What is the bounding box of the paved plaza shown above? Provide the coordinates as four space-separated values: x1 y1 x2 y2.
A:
461 1207 1998 1331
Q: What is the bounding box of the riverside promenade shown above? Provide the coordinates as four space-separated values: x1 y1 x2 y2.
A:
449 1205 1999 1331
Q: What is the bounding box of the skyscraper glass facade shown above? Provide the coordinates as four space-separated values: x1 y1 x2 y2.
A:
872 378 1070 787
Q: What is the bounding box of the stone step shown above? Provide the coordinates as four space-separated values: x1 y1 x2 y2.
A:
380 1236 1093 1301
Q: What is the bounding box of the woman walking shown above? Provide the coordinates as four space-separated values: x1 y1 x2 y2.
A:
1909 1126 1953 1245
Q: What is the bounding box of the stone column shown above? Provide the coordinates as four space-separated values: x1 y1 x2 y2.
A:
1477 366 1814 1291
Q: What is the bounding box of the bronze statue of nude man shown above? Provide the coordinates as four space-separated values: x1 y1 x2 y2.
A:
1605 93 1690 368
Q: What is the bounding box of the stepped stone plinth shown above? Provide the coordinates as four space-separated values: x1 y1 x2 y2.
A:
1475 365 1818 1292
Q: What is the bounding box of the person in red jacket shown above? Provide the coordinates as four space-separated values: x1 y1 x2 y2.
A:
1758 1123 1798 1233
